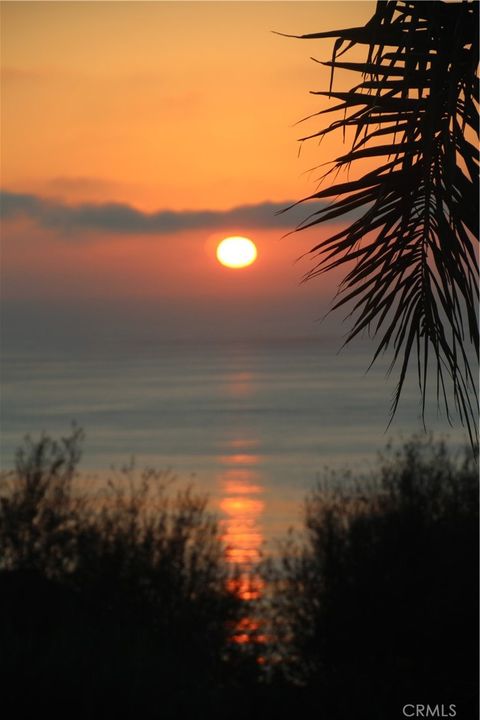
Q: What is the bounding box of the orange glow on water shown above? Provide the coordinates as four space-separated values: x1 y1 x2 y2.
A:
220 497 264 516
224 371 255 399
227 574 265 602
224 481 263 496
217 437 265 603
219 476 264 567
218 428 268 648
229 616 268 645
219 466 263 497
218 453 261 466
220 495 264 566
225 438 259 450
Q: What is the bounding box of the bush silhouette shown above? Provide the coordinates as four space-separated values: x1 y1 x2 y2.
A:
0 428 253 718
1 431 477 718
265 437 479 719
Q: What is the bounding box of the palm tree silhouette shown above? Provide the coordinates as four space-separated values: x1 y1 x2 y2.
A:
283 0 478 449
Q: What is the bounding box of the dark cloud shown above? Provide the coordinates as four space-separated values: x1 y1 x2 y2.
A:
1 190 329 236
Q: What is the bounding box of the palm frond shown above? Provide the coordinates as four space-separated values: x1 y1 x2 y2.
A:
289 0 479 450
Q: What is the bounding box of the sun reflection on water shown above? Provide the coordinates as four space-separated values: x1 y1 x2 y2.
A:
222 371 255 399
217 436 267 646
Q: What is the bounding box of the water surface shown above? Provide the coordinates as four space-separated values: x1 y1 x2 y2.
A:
0 336 469 562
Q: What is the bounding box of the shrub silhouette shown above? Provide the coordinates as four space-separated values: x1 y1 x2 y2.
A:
0 428 253 718
264 436 479 719
1 431 477 718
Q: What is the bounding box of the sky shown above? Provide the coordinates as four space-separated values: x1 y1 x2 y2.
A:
1 1 376 346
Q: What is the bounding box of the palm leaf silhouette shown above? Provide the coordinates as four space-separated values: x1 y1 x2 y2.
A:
283 0 479 450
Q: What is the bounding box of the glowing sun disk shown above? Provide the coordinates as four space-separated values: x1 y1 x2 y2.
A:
216 236 257 269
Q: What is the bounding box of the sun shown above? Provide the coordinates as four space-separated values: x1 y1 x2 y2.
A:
216 236 257 269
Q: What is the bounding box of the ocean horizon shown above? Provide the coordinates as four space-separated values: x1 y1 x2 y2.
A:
1 333 469 558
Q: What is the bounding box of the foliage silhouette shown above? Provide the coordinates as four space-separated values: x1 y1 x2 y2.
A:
264 436 479 719
0 428 259 718
1 431 477 718
282 0 479 449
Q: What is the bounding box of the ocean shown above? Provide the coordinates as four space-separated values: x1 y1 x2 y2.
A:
0 335 470 561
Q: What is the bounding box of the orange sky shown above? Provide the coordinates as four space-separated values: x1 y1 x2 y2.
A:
2 1 374 209
1 1 376 340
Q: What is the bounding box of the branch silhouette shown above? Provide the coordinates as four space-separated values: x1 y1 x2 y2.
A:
286 0 479 450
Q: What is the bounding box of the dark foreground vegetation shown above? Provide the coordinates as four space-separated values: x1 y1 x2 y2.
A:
0 431 477 719
264 438 479 719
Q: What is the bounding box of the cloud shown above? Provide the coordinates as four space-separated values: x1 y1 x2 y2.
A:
1 190 328 237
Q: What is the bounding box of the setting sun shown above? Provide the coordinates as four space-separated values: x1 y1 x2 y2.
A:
216 236 257 269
